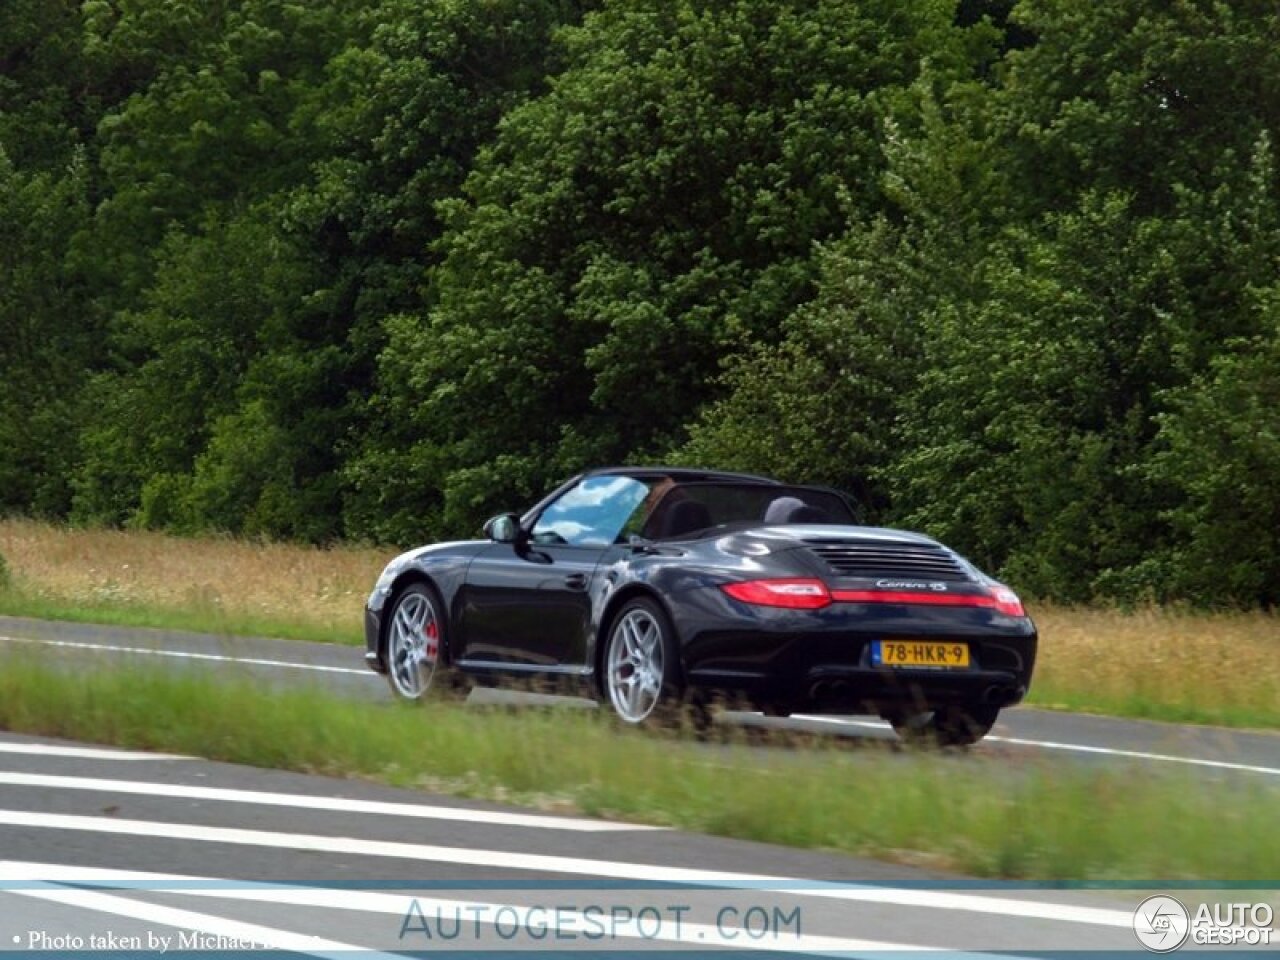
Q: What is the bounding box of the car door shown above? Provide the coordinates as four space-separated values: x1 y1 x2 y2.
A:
456 475 652 672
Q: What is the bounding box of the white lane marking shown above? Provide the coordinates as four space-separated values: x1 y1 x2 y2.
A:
793 716 1280 778
6 879 405 960
0 742 189 761
985 735 1280 777
793 716 889 730
0 863 953 957
0 772 662 832
0 634 369 676
0 810 1131 928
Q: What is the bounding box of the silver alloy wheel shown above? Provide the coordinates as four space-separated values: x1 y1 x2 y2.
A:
387 587 440 699
606 607 666 723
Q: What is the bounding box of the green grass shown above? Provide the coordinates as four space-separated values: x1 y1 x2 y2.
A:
1 654 1276 881
0 589 358 646
1023 685 1280 730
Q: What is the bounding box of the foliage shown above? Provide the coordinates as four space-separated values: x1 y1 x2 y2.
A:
0 148 93 517
349 0 991 537
1151 287 1280 607
2 0 1280 603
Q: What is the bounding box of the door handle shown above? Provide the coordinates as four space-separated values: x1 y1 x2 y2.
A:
563 573 589 591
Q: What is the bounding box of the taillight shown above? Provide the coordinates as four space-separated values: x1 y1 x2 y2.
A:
721 578 832 610
989 586 1025 617
828 585 1026 617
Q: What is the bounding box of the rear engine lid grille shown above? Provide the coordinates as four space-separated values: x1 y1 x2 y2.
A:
804 540 970 581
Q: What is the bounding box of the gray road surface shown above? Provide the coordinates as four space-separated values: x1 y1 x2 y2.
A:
2 731 1275 957
1 616 1278 956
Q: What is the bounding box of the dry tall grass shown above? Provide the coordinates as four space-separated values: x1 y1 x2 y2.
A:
1 519 1277 724
1031 605 1280 726
0 518 387 641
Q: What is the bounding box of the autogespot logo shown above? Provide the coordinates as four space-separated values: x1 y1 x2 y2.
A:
1134 896 1191 953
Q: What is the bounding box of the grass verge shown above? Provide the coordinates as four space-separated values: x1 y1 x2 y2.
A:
0 654 1276 880
1027 606 1280 729
0 518 377 645
3 517 1279 728
0 590 355 645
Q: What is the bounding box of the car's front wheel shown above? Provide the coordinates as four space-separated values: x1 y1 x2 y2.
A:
886 704 999 747
603 598 681 725
384 582 454 701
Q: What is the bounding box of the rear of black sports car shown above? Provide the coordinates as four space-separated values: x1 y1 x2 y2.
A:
672 530 1037 720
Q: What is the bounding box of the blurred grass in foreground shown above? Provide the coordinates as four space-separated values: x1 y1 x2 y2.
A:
2 517 1279 727
0 655 1276 881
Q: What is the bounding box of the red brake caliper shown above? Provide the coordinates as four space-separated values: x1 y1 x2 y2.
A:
423 620 439 662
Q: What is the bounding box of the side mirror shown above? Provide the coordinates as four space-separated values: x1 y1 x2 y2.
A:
483 513 522 544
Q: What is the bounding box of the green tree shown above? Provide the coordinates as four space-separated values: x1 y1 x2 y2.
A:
72 210 312 526
679 70 1004 515
355 0 985 541
0 0 89 170
691 0 1280 603
301 0 598 540
1152 288 1280 606
71 0 592 540
0 150 92 516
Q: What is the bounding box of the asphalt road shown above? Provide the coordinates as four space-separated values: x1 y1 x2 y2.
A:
4 730 1274 958
1 615 1278 957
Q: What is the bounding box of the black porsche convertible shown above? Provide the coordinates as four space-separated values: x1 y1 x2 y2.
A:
364 467 1036 745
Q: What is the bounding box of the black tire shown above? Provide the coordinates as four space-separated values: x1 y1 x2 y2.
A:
600 597 685 725
886 704 999 747
383 582 464 702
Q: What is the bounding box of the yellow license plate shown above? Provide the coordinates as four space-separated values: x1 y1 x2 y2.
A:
874 640 970 668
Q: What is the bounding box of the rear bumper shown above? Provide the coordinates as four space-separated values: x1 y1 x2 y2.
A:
679 603 1037 714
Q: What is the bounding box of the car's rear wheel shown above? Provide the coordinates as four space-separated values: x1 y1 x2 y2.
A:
385 582 455 701
603 598 682 725
886 704 999 747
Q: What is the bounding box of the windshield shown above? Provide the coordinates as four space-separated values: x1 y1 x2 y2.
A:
641 482 855 540
531 475 654 546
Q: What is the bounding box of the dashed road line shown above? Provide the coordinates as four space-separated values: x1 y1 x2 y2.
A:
0 742 188 762
794 716 1280 778
0 810 1132 928
0 634 368 677
0 772 662 832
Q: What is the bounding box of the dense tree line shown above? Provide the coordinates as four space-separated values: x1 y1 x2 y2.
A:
2 0 1279 605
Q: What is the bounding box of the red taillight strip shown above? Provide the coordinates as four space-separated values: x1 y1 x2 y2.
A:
720 579 1026 617
721 579 832 609
832 590 993 606
830 589 1025 617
